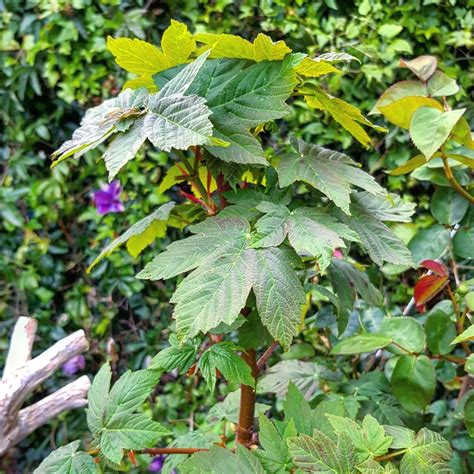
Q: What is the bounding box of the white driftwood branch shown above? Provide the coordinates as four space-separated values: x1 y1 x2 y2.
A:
0 317 90 457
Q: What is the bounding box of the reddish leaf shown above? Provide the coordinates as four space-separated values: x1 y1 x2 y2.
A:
128 450 137 466
414 274 448 313
420 259 449 277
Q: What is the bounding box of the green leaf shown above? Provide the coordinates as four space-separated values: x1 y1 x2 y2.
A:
464 391 474 437
426 71 459 97
391 355 435 412
253 247 306 349
207 55 297 128
408 225 451 265
328 259 383 334
104 369 160 425
430 187 469 225
425 308 456 355
288 430 356 473
149 335 198 374
399 428 452 473
182 444 265 474
339 196 414 267
331 334 393 355
34 441 97 474
327 414 392 463
257 414 295 472
137 215 249 280
87 202 174 272
410 107 466 159
207 390 269 424
258 360 330 398
197 342 255 391
172 243 255 340
103 116 147 179
277 137 384 214
380 317 425 354
351 192 415 223
283 383 314 435
100 414 170 465
450 325 474 345
253 203 357 271
206 125 268 165
238 310 273 350
86 363 112 435
383 426 416 450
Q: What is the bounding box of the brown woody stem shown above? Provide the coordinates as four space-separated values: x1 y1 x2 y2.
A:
236 349 258 446
257 341 279 370
141 447 208 455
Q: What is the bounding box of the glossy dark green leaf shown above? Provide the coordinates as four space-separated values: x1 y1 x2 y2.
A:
425 309 456 355
431 187 469 225
391 355 435 412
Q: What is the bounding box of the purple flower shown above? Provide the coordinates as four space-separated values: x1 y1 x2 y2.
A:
148 455 165 472
62 354 86 376
93 180 124 215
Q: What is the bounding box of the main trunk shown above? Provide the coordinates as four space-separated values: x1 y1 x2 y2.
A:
236 349 258 446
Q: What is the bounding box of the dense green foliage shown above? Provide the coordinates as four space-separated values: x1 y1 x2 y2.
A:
1 1 473 473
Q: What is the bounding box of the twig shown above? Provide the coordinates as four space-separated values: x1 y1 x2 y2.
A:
442 154 474 205
256 342 279 371
142 447 208 455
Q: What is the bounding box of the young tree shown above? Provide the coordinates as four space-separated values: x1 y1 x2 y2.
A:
34 22 464 473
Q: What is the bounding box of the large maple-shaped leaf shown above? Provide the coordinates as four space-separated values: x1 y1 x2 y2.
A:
139 215 305 345
155 56 298 166
400 428 452 473
252 202 358 271
288 430 357 473
52 52 226 177
171 234 256 339
338 192 414 266
208 55 298 128
277 137 384 214
34 441 97 474
137 216 251 280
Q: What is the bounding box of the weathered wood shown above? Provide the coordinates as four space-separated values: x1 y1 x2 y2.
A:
0 317 90 456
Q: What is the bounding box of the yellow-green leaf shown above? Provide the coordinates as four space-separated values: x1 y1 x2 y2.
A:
388 154 427 175
107 37 173 75
451 118 474 150
194 32 291 62
123 75 158 92
253 33 292 61
294 57 340 78
158 165 184 195
161 20 196 64
378 96 443 129
305 88 386 148
126 220 167 258
447 154 474 169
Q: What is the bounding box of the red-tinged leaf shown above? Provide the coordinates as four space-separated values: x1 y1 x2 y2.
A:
414 274 448 313
420 259 449 277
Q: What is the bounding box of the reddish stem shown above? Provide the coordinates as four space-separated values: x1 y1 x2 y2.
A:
142 447 208 455
257 341 279 370
236 349 258 447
